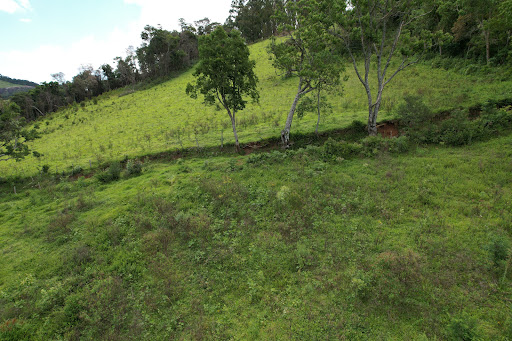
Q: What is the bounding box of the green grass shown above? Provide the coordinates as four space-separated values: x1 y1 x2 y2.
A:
1 38 512 339
1 134 511 339
0 80 16 88
3 39 512 178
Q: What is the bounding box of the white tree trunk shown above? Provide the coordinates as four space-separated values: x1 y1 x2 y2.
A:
281 89 302 148
230 114 240 153
315 90 321 135
368 103 379 136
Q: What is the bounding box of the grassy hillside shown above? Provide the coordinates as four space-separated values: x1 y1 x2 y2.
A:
1 133 511 339
0 80 15 88
2 39 512 178
1 38 512 339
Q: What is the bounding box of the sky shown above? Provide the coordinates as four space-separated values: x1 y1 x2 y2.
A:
0 0 232 83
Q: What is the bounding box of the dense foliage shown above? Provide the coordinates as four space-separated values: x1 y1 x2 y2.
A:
0 101 38 162
226 0 285 42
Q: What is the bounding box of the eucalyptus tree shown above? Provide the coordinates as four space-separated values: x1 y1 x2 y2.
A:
186 27 259 153
320 0 429 135
269 0 343 147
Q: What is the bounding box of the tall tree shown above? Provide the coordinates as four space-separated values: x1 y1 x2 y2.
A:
321 0 429 135
0 101 37 162
229 0 284 42
186 27 259 152
269 0 343 147
193 18 220 36
458 0 499 64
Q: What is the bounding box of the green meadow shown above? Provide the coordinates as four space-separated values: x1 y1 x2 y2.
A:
2 39 512 178
1 38 512 340
0 80 16 88
1 133 512 339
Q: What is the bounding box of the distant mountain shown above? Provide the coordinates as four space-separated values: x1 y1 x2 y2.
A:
0 74 38 87
0 74 38 99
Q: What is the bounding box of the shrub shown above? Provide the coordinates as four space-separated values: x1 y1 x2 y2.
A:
347 119 367 132
397 95 434 128
247 150 288 165
447 313 479 341
481 108 512 132
246 153 267 164
486 234 511 267
388 136 410 153
0 319 28 341
396 96 440 143
96 162 121 183
438 111 481 146
361 136 388 156
70 165 83 176
322 138 362 160
125 159 142 177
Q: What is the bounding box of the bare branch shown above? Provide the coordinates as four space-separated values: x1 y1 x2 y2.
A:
383 56 421 87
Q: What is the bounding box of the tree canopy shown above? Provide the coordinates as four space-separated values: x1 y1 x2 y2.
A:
0 101 38 162
186 26 259 152
269 0 343 146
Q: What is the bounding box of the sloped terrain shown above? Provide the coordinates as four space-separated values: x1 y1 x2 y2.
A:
1 38 512 340
1 133 511 339
2 39 512 178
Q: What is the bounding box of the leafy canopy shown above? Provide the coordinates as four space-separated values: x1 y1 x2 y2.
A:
186 26 259 114
0 101 38 162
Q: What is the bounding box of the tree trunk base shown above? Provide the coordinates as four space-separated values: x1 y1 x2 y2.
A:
281 130 290 149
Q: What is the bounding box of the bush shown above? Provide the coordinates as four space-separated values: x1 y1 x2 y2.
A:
0 318 29 341
397 95 434 128
96 162 122 183
486 234 511 267
398 95 512 146
41 164 50 174
125 159 142 177
346 120 367 133
70 165 83 176
447 313 479 341
438 111 482 146
361 136 388 156
322 138 362 160
247 150 288 165
396 96 440 143
481 108 512 132
388 136 410 153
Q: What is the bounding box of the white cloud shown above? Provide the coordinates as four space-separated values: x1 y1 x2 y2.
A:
0 28 140 83
19 18 31 22
0 0 31 13
0 0 232 83
124 0 231 32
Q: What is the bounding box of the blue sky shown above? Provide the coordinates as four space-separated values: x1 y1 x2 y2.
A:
0 0 232 83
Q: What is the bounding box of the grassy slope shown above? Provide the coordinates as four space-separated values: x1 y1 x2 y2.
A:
2 39 512 178
0 80 16 88
1 39 512 339
0 134 511 339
